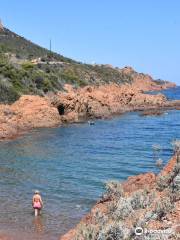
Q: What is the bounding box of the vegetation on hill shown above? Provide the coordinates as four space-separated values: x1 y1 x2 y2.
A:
0 27 168 104
0 28 75 62
0 27 135 103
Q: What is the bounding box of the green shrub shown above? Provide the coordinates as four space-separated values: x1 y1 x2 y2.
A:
75 224 98 240
130 190 155 210
0 82 20 103
97 223 130 240
103 181 124 200
113 198 134 220
153 197 174 220
21 61 34 71
156 175 172 191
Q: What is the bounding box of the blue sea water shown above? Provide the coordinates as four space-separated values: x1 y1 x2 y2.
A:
0 87 179 240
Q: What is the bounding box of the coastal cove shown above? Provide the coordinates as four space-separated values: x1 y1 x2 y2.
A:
0 87 179 240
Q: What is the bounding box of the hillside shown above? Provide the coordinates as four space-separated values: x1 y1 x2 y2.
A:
0 26 174 103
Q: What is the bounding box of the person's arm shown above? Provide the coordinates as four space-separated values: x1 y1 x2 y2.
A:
32 196 34 206
40 196 43 207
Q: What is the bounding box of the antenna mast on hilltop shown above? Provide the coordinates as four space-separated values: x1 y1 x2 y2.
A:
49 39 52 52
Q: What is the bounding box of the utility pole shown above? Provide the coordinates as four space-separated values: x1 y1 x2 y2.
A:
47 39 52 61
50 39 52 52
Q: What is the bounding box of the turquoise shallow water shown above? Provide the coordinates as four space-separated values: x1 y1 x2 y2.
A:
0 87 179 239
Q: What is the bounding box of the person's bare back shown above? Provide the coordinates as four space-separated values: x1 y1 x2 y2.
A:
32 190 43 216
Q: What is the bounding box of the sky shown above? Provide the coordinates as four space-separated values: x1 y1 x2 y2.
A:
0 0 180 84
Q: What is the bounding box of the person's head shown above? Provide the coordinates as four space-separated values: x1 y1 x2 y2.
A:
34 190 40 194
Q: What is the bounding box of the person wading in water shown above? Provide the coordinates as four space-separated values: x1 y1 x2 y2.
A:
32 190 43 216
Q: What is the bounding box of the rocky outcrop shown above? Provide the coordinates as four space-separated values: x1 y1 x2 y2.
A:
60 153 180 240
53 84 168 123
120 66 176 91
0 95 61 139
0 80 179 140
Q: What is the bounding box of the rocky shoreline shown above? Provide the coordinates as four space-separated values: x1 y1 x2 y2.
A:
0 76 179 240
60 151 180 240
0 76 179 141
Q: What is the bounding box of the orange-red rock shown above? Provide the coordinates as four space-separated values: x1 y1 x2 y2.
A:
0 95 61 139
0 79 179 140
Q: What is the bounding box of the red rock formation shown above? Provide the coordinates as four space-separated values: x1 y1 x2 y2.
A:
0 80 179 140
54 83 168 122
122 172 156 194
0 95 60 139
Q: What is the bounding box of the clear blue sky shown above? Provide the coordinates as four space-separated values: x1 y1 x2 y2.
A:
0 0 180 84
